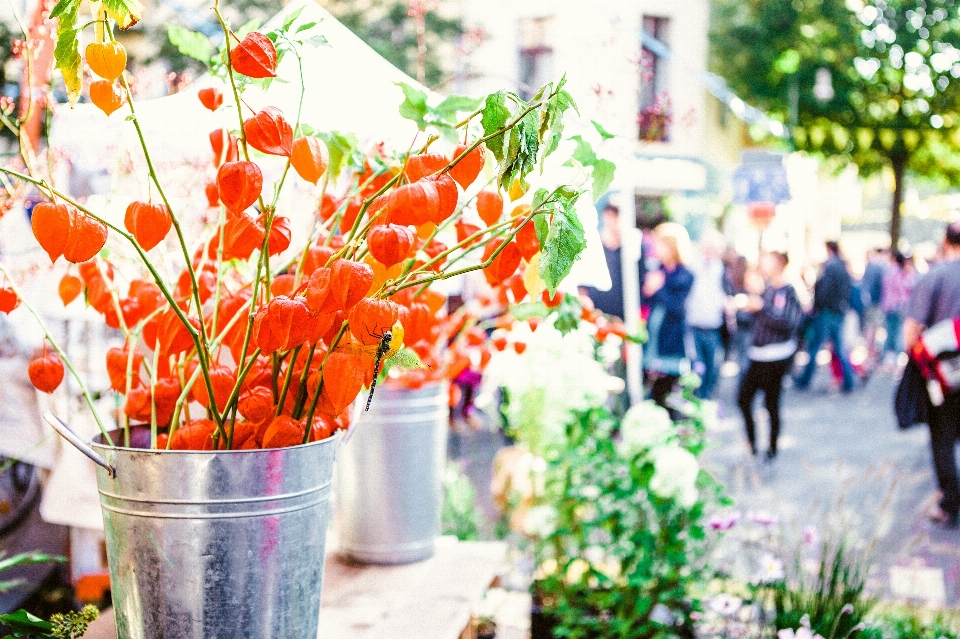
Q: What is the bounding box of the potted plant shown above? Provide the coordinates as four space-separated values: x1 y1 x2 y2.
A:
487 299 721 638
0 0 602 634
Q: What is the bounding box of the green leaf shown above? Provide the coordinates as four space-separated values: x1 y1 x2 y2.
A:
590 158 616 202
102 0 143 29
565 136 615 201
317 131 358 180
167 26 213 64
499 109 540 188
0 609 53 636
303 34 327 47
540 77 578 169
51 0 81 106
295 21 318 33
539 187 586 295
591 120 616 140
510 301 549 321
387 349 425 370
397 82 429 130
433 94 483 122
0 553 63 573
282 5 305 31
481 91 511 162
48 0 76 19
533 214 550 247
568 135 598 166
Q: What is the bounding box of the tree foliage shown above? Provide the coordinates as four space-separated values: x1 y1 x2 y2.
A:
712 0 960 245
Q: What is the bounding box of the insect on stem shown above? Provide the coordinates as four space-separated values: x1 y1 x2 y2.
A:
365 330 393 411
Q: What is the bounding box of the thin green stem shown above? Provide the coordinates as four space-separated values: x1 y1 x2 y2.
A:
290 343 316 419
302 323 349 443
117 73 208 348
0 167 225 432
0 267 114 446
275 345 302 417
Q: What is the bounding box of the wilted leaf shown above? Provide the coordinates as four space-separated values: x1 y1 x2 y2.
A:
102 0 143 29
51 0 81 106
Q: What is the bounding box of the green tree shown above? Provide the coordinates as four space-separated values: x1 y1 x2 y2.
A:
712 0 960 247
319 0 462 89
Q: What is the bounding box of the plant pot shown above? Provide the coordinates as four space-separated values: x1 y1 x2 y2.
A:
88 425 338 639
336 382 448 564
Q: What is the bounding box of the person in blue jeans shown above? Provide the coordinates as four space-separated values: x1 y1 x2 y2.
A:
796 241 856 392
686 231 728 399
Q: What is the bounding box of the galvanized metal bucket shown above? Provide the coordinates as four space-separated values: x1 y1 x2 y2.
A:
49 417 337 639
336 382 448 565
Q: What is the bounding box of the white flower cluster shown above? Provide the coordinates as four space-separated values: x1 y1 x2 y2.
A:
619 401 701 508
483 321 617 454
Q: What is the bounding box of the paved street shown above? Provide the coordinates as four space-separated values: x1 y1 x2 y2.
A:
705 365 959 607
449 360 960 616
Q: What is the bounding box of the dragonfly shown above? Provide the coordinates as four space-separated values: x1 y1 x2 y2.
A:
341 322 423 411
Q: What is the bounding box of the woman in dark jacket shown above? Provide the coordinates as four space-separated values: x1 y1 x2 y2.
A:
738 252 804 461
642 223 694 409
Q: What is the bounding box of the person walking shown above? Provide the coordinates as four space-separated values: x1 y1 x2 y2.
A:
642 222 694 410
904 222 960 528
722 248 753 371
861 248 888 359
582 204 628 320
880 251 914 364
686 230 727 399
737 252 804 461
795 241 856 392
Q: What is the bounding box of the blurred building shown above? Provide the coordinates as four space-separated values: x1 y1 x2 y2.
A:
460 1 740 227
458 0 861 266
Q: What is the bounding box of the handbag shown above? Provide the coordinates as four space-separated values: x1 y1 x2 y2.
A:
910 317 960 406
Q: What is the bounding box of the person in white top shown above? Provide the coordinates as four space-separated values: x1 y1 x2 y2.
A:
685 231 728 399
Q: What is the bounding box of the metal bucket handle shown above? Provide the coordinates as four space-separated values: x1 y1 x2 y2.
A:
43 412 116 477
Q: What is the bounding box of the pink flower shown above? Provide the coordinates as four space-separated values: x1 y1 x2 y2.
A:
748 510 779 527
803 525 819 546
708 510 741 531
709 593 742 616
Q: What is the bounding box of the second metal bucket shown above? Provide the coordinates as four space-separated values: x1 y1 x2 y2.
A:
88 426 338 639
336 382 448 564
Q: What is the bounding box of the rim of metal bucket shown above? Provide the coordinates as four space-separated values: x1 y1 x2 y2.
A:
90 429 342 453
44 412 342 478
341 381 448 449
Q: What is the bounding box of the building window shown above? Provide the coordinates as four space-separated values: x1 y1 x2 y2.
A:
518 17 554 101
639 16 671 142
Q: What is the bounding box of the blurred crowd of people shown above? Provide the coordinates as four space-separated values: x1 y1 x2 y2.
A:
581 205 960 497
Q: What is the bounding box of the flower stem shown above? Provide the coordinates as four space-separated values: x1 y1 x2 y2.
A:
0 266 113 446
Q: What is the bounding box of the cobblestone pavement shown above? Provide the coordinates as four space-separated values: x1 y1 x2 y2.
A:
448 361 960 634
705 364 960 607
